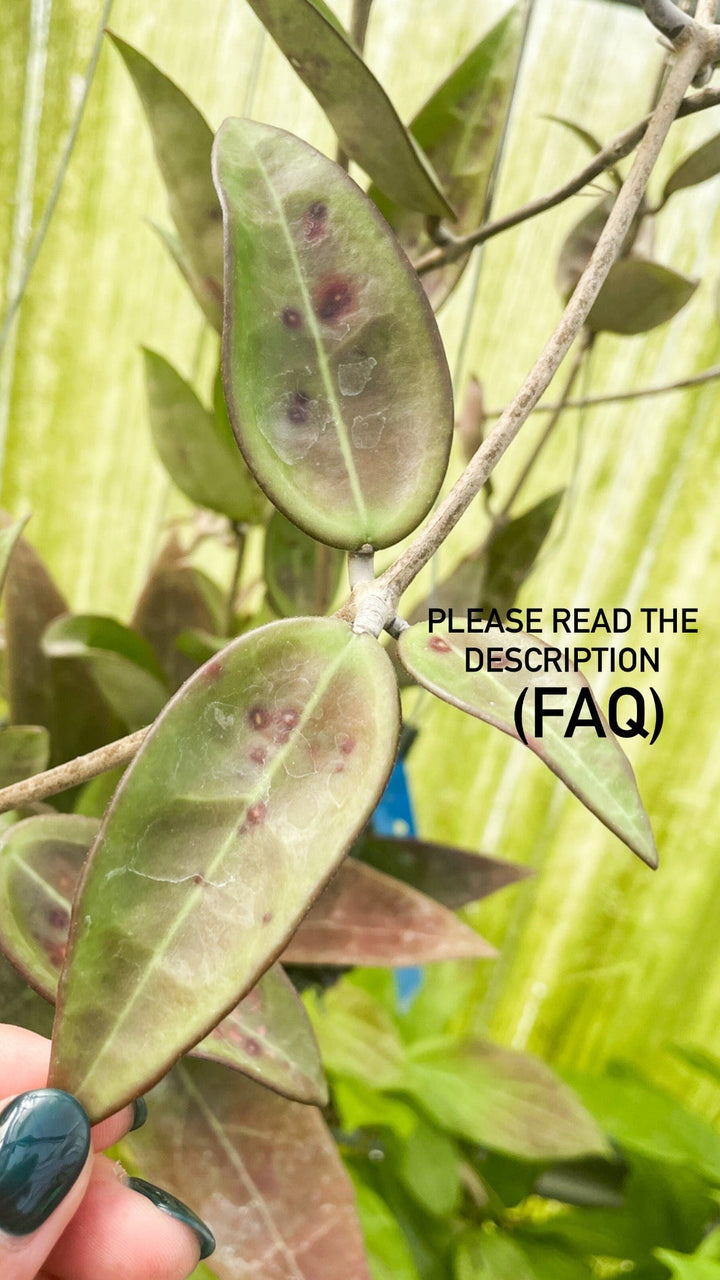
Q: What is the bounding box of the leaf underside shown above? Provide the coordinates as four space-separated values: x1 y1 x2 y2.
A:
214 117 453 550
355 831 531 910
397 624 657 867
50 616 400 1120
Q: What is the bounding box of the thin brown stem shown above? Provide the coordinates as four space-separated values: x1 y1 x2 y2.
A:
226 523 246 634
414 84 720 276
0 728 149 814
491 360 720 416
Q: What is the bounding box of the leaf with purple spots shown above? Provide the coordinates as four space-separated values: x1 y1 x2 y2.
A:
50 617 399 1120
0 814 327 1104
213 119 453 550
282 859 496 966
243 0 452 218
108 34 223 330
397 624 657 868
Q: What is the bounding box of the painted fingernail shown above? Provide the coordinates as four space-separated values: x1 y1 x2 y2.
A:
130 1097 148 1132
127 1177 216 1260
0 1089 90 1235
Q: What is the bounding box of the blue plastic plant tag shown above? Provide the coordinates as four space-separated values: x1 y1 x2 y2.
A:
372 758 424 1007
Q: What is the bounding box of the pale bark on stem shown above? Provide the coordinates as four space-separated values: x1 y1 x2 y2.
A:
362 31 712 623
489 361 720 417
0 728 148 814
414 84 720 276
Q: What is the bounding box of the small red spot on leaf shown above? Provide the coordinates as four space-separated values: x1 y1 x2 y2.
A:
193 873 204 885
280 707 300 729
249 746 267 765
429 636 451 653
205 658 224 681
248 705 271 730
281 306 302 329
262 911 273 925
48 907 69 931
304 201 327 240
315 276 356 323
245 802 267 827
338 734 355 756
243 1037 262 1057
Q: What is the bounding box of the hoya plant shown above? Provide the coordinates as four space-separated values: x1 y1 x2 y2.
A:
3 0 720 1275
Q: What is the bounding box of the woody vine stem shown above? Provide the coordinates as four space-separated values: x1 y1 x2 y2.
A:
0 0 718 814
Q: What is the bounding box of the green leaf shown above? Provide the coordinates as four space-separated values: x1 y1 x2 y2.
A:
355 832 530 910
371 7 525 308
49 617 399 1120
350 1173 421 1280
587 259 697 335
669 1042 720 1087
399 1115 461 1218
655 1252 720 1280
42 614 169 732
333 1077 418 1140
243 0 452 217
534 1153 626 1208
123 1058 371 1279
213 117 453 551
455 1231 594 1280
305 983 406 1090
107 33 223 329
564 1063 720 1182
264 510 344 618
481 493 565 616
0 725 50 787
556 197 613 302
663 132 720 202
0 813 327 1103
131 535 226 691
397 624 657 867
404 1039 610 1160
0 949 54 1038
282 858 496 965
143 349 268 524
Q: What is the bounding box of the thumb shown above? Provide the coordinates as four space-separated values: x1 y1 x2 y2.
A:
0 1089 92 1280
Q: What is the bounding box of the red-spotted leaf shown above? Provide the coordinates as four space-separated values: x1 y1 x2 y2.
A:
0 814 327 1104
108 34 223 329
244 0 451 217
131 535 226 691
282 859 495 966
123 1058 372 1280
0 726 50 788
50 617 400 1119
405 1039 610 1160
144 350 268 524
264 510 344 618
397 625 657 867
355 832 530 910
214 118 453 550
371 7 525 308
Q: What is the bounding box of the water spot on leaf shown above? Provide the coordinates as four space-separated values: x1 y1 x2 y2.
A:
304 201 328 241
338 356 377 397
315 276 356 323
281 306 303 330
351 412 385 450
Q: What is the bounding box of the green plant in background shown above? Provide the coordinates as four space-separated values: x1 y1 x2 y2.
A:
4 0 720 1276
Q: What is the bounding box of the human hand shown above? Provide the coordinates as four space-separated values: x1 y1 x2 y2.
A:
0 1024 215 1280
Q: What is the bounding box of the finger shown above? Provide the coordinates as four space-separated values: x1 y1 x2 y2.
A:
0 1025 144 1151
0 1089 92 1280
45 1155 215 1280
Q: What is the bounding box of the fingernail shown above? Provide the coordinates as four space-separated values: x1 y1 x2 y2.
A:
130 1097 148 1132
127 1177 216 1260
0 1089 90 1235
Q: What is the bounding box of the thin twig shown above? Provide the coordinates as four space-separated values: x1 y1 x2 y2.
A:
226 523 246 634
414 83 720 276
360 30 712 619
0 728 148 814
485 359 720 417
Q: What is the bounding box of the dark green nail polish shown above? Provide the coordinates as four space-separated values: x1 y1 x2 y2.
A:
128 1177 216 1260
0 1089 90 1235
130 1097 148 1132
